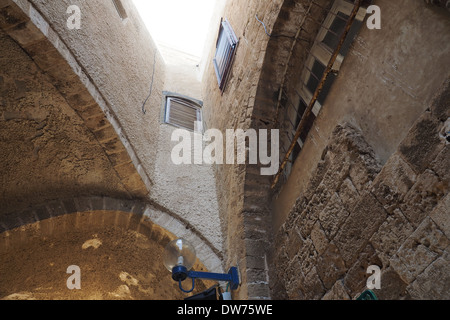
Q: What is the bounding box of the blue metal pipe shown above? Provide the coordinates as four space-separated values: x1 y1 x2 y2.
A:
172 266 240 293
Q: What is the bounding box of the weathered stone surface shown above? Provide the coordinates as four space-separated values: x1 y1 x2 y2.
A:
311 221 329 255
343 243 382 298
371 152 417 214
17 209 37 225
286 227 303 260
316 242 347 290
296 238 318 277
298 266 326 300
334 192 387 267
34 204 51 221
407 251 450 300
399 112 444 174
430 145 450 184
297 194 324 239
319 157 351 196
269 274 288 300
0 4 29 30
1 213 21 230
266 0 450 299
375 268 409 300
322 280 351 300
400 169 448 227
7 20 45 46
337 178 360 213
272 108 448 299
424 0 450 12
45 200 66 217
370 209 415 267
0 0 13 10
390 217 449 284
430 77 450 121
318 192 350 241
247 283 271 298
61 198 77 214
348 153 381 194
430 193 450 239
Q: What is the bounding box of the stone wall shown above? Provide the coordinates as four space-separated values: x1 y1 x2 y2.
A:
271 80 449 299
202 0 286 299
272 0 450 232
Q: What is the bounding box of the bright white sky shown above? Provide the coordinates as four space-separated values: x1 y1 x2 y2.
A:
132 0 217 58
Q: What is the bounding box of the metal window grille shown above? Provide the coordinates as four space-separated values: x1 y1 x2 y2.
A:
213 19 238 92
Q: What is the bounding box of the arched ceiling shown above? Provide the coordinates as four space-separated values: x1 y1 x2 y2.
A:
0 28 131 215
0 211 212 300
0 1 218 299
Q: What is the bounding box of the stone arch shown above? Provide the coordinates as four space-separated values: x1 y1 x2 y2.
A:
0 0 151 198
0 0 223 277
0 196 223 274
0 200 218 299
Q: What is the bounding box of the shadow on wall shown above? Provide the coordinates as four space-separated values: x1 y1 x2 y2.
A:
271 78 449 300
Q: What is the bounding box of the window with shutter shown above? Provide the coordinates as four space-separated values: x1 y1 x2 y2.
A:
162 93 203 133
213 19 238 92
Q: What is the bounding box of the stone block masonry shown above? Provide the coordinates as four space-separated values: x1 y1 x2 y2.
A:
271 78 449 299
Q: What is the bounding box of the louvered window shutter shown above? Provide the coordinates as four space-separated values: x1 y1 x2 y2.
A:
165 97 201 132
213 19 238 91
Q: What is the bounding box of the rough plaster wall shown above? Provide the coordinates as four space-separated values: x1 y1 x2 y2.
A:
28 0 166 185
272 0 450 230
271 80 449 299
0 29 128 215
147 45 223 254
160 44 203 95
151 124 223 253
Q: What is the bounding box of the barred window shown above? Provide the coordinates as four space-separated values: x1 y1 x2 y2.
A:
213 18 238 92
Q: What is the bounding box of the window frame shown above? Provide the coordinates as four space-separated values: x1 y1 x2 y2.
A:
285 0 367 175
213 18 239 92
299 0 366 115
161 91 204 133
